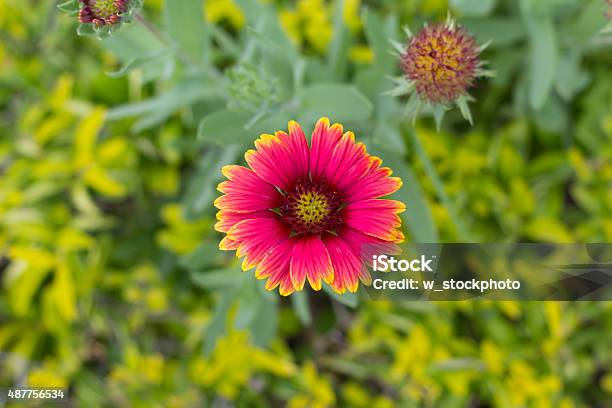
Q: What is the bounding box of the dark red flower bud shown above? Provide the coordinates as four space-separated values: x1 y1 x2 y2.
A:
401 22 480 104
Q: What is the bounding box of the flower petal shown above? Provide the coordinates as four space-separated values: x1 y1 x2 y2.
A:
227 215 290 271
343 199 406 242
289 235 333 291
215 209 273 233
258 238 296 296
245 127 308 191
322 233 364 294
324 131 371 192
219 236 240 250
284 120 310 178
309 117 344 182
343 157 403 202
214 165 282 212
340 226 402 267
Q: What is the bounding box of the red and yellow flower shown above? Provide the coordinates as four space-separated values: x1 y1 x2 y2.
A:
215 118 405 296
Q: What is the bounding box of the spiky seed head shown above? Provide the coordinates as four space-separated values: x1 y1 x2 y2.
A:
401 22 480 104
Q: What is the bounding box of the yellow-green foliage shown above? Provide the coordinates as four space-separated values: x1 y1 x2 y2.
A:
1 0 611 406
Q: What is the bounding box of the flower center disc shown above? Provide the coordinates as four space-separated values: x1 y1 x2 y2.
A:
418 37 461 80
280 180 342 234
91 0 122 18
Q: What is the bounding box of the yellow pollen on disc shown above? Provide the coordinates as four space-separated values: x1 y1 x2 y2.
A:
415 33 463 81
93 0 119 18
295 191 329 225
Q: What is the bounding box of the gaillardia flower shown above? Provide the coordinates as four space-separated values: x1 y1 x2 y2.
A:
78 0 128 26
215 118 405 296
389 15 493 127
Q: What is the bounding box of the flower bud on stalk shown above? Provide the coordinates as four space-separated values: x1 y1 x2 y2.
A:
388 14 494 129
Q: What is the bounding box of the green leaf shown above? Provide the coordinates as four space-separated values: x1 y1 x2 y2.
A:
102 24 168 81
327 0 350 79
451 0 497 17
462 18 525 48
234 0 272 25
197 109 290 144
532 94 568 135
57 0 79 13
455 95 473 125
183 145 241 219
164 0 208 62
372 119 406 154
323 286 359 308
107 80 224 131
371 147 438 242
249 293 277 347
291 291 311 325
204 291 232 354
244 16 299 63
403 93 422 123
362 9 397 73
102 23 166 60
561 0 609 46
432 104 448 131
555 51 590 101
180 241 224 270
77 23 96 37
235 283 261 329
298 84 373 123
523 10 558 110
190 268 246 290
105 49 172 78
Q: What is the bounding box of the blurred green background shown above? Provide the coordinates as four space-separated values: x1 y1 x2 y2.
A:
1 0 611 406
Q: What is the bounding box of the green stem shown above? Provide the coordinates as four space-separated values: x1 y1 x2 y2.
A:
134 13 196 69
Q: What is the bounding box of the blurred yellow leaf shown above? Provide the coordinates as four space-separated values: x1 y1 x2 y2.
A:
74 108 106 170
97 137 131 165
83 165 127 198
145 165 179 196
157 204 211 254
28 363 68 388
57 228 94 252
348 45 374 64
145 287 168 312
9 245 56 269
52 262 77 321
204 0 245 29
48 75 74 111
343 0 362 32
524 217 573 243
481 340 504 375
33 114 72 145
7 263 52 315
32 156 74 178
